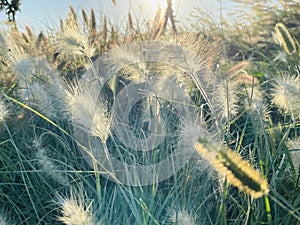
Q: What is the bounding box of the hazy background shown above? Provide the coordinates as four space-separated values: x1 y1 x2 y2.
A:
0 0 238 31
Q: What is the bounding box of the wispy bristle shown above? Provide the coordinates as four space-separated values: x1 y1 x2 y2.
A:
271 74 300 117
0 209 15 225
65 83 111 143
287 137 300 172
82 9 89 26
55 21 96 59
57 194 96 225
35 147 68 185
0 98 9 122
243 85 270 122
178 119 208 155
90 9 96 33
13 57 65 119
102 15 107 43
25 26 33 40
69 5 78 27
21 33 29 43
127 12 133 32
213 79 239 121
151 6 161 40
167 208 196 225
35 32 47 49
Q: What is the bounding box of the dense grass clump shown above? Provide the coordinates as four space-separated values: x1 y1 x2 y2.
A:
0 2 300 225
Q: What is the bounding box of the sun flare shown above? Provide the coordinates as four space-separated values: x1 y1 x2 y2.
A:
152 0 168 9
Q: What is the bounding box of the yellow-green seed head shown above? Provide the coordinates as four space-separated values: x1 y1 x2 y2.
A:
274 22 297 55
194 141 269 199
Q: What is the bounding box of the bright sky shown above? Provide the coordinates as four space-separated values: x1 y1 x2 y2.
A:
0 0 237 32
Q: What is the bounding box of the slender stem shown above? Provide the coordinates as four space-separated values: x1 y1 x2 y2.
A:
264 195 272 225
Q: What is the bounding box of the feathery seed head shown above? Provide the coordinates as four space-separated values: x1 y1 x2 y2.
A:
244 85 264 109
14 58 65 119
55 27 95 59
102 15 107 42
167 208 196 225
194 140 269 198
243 86 270 122
65 83 111 143
127 12 133 32
90 9 96 33
35 147 68 185
0 211 15 225
55 10 96 61
213 79 239 121
57 195 95 225
178 119 208 154
14 57 34 77
271 74 300 117
274 22 297 55
82 9 89 27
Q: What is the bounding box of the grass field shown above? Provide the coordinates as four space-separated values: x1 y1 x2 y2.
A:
0 1 300 224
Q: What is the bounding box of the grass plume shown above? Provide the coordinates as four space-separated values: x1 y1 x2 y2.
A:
274 22 297 55
194 140 270 199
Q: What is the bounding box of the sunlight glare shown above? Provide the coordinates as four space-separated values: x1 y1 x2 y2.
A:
152 0 168 9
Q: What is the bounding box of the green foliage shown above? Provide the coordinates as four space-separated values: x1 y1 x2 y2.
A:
0 2 300 225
